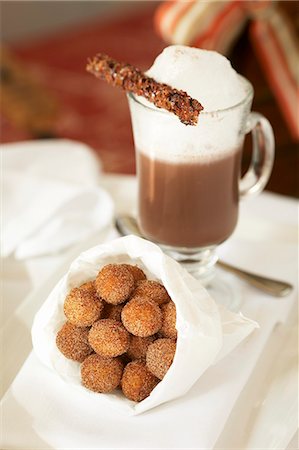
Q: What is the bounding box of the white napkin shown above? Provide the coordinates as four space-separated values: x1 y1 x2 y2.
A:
1 139 114 259
31 235 258 415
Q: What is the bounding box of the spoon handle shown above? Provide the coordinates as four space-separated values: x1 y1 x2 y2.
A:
217 261 293 297
115 216 293 298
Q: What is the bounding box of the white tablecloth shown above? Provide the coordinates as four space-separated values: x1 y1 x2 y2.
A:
1 173 298 450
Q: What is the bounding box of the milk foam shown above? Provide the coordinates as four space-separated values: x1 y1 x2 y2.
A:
147 46 245 112
128 46 251 163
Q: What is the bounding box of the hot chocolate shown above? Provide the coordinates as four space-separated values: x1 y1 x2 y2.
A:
128 45 273 288
137 148 242 248
128 47 250 253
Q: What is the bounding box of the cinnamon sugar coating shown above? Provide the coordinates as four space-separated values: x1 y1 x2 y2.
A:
81 354 124 393
134 280 171 306
122 264 147 284
160 301 177 339
121 360 159 402
64 281 104 327
88 319 130 357
95 264 135 305
57 262 179 402
102 303 123 322
86 54 203 126
121 297 162 337
56 322 93 362
127 335 156 360
146 338 176 380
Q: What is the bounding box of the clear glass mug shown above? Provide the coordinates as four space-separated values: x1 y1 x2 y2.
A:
128 76 274 284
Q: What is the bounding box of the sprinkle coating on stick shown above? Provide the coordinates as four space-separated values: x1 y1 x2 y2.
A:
86 53 203 126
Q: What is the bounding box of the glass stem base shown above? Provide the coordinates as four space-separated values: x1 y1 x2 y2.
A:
161 245 218 286
161 244 242 311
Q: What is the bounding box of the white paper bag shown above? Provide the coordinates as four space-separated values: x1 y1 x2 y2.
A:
32 235 258 414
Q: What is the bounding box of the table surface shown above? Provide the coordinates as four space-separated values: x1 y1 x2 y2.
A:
1 171 298 449
1 3 298 197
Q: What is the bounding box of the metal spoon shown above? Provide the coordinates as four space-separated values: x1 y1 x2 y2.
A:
115 215 293 298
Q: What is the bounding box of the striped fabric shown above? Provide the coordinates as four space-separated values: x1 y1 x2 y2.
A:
155 0 248 55
250 6 299 140
155 0 299 140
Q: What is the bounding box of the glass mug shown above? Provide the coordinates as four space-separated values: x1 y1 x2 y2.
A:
128 76 274 283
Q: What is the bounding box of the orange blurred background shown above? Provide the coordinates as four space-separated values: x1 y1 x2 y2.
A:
0 1 298 196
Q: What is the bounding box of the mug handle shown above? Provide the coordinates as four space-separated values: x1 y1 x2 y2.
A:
239 112 275 198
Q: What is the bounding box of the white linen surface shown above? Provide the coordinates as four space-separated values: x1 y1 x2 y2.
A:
2 198 298 450
1 141 298 449
2 288 296 450
1 139 114 258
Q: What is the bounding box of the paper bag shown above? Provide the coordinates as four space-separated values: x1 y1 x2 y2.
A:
32 235 258 414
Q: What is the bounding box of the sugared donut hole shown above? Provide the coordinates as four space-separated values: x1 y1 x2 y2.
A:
122 264 147 284
56 322 93 362
133 280 171 305
146 338 177 380
121 360 159 402
126 335 156 360
81 354 124 393
57 263 176 402
95 264 135 305
88 319 130 357
64 281 104 327
160 301 177 339
121 297 162 337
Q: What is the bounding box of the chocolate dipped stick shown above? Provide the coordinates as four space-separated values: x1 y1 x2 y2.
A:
86 53 203 126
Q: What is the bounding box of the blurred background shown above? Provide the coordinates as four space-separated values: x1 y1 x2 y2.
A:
1 0 298 196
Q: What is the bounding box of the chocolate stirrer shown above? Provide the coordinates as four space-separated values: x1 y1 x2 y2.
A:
86 53 203 126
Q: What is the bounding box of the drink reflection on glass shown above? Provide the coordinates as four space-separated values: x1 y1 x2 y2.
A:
128 47 274 286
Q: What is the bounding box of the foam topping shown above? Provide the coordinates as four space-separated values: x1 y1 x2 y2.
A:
129 46 249 163
146 45 245 112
